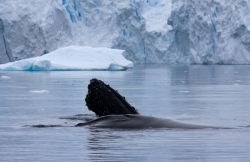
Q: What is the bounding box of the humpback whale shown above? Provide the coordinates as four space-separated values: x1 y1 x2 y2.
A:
75 114 230 129
76 79 233 129
85 78 139 117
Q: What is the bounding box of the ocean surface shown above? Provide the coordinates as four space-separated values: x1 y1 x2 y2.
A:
1 65 250 161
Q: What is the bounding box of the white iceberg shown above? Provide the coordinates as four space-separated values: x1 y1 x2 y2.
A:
0 46 133 71
1 75 11 79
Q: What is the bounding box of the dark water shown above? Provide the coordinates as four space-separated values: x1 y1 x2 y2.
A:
1 65 250 161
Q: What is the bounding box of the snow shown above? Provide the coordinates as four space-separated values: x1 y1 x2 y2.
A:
0 46 133 71
0 0 250 64
142 0 172 32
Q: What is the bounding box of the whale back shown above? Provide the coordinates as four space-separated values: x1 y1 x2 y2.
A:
76 114 230 129
85 78 139 117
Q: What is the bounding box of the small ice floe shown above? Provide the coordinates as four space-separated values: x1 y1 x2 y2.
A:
1 75 11 79
30 90 49 93
178 91 189 93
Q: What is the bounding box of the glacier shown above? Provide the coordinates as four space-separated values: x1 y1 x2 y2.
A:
0 46 133 71
0 0 250 64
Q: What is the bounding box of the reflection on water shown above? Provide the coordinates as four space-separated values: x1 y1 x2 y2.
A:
87 128 128 162
1 65 250 161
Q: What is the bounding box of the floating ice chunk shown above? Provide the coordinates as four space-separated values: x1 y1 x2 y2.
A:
0 46 133 71
108 64 127 71
1 75 11 79
178 91 189 93
30 90 49 93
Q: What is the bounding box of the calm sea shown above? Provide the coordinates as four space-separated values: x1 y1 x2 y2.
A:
1 65 250 161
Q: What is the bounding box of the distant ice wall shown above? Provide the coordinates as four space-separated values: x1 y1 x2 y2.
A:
0 0 73 61
0 0 250 64
0 18 13 63
168 0 250 64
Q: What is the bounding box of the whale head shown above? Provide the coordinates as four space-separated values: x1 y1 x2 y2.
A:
85 78 139 117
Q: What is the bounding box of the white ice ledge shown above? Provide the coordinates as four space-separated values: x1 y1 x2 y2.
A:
0 46 133 71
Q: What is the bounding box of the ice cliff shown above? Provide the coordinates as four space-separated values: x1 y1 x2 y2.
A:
0 0 250 64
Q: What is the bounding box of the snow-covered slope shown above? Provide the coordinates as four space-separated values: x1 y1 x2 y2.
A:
0 0 250 64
